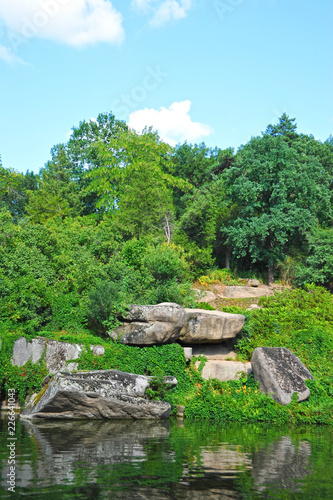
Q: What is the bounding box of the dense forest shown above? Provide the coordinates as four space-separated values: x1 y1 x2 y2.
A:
0 113 332 338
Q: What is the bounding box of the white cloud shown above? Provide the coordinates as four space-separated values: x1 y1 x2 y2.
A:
0 43 26 64
132 0 154 10
0 0 124 49
132 0 192 26
128 100 213 146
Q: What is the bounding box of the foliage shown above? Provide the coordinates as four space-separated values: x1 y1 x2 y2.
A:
222 131 333 278
77 341 194 411
185 374 333 424
235 285 333 399
86 280 128 334
171 142 233 215
1 112 333 423
197 268 242 287
295 228 333 289
194 302 216 310
26 145 83 223
276 255 298 285
0 165 26 220
84 128 191 225
265 112 297 144
0 330 48 405
172 231 216 277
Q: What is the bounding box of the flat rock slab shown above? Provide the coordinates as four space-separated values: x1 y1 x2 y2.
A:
21 370 176 420
218 286 273 299
251 347 315 405
109 303 185 346
180 309 245 344
124 303 185 324
198 360 252 382
12 337 105 374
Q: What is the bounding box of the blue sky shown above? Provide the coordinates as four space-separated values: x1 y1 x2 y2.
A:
0 0 332 174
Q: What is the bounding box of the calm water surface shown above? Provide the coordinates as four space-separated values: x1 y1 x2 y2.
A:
0 413 332 499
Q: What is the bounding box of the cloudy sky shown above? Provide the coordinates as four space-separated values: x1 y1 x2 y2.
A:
0 0 332 173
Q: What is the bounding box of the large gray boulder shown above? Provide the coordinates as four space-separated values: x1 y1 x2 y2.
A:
21 370 177 420
180 309 245 344
251 347 315 405
109 303 185 345
12 337 104 374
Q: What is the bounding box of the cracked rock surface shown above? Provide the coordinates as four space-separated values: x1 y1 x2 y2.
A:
21 370 177 420
251 347 314 405
109 303 186 345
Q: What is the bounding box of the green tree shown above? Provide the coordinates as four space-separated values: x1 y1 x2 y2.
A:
265 113 298 144
222 133 333 282
67 112 128 174
26 145 83 223
85 128 190 237
295 228 333 289
0 158 27 220
171 143 233 216
65 112 128 215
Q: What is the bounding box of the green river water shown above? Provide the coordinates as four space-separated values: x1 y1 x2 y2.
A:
0 414 332 499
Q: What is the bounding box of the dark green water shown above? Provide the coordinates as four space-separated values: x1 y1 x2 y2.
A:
0 414 332 499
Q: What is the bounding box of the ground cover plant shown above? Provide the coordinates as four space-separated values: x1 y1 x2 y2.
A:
2 283 332 424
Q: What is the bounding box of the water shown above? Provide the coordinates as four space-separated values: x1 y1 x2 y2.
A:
1 414 333 499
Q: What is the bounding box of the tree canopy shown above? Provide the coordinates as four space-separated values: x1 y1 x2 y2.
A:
0 112 332 338
222 131 332 280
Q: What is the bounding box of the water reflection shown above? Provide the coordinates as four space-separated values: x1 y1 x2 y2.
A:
0 416 323 499
252 436 312 492
19 420 170 488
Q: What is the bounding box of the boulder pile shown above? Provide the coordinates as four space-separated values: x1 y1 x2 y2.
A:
109 303 245 346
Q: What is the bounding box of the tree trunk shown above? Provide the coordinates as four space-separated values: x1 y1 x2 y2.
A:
225 249 231 269
268 264 275 284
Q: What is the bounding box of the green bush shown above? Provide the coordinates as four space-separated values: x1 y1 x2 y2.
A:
0 330 48 405
142 243 190 282
77 341 194 411
194 302 216 310
185 374 333 424
295 228 333 290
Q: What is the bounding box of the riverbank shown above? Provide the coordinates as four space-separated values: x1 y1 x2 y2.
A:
1 284 332 424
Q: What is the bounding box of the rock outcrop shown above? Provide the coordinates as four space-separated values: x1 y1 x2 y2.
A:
108 303 185 345
12 337 104 374
180 309 245 344
198 360 252 382
21 370 177 420
251 347 315 405
247 279 260 287
218 286 272 299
